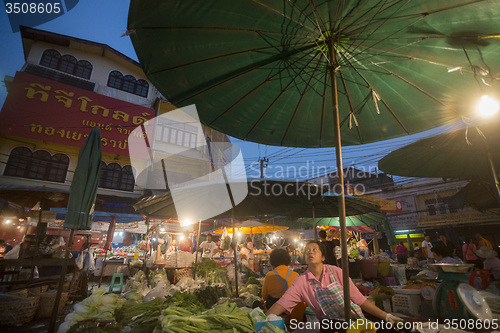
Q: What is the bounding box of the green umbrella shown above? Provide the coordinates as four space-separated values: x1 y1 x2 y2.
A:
64 127 102 230
378 122 500 201
128 0 500 317
49 127 102 332
383 218 398 247
296 212 387 228
379 122 500 179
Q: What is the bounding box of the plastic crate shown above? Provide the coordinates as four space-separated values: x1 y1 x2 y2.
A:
255 318 286 333
392 294 421 318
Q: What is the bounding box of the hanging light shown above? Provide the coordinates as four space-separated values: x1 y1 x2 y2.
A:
477 95 499 117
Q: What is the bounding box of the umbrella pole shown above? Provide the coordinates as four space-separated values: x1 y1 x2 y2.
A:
484 137 500 200
328 38 351 321
312 205 316 241
49 229 74 333
232 209 238 297
193 220 202 279
98 251 108 288
373 232 380 255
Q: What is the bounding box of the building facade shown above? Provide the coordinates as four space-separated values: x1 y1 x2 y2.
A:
0 27 231 248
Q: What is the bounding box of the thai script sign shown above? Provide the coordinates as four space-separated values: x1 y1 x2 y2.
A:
0 71 155 156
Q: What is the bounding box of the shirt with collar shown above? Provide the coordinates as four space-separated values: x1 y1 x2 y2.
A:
276 264 366 319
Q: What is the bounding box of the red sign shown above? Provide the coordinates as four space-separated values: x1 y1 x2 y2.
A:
0 71 155 156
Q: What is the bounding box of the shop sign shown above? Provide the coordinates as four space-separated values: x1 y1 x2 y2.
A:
0 71 155 156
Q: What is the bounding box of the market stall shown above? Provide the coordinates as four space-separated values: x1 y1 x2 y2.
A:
212 220 288 273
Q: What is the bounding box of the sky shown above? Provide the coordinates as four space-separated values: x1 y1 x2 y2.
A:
0 0 466 185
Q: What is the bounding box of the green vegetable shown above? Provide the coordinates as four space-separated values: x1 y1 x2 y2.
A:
193 285 229 308
192 259 218 278
221 237 231 251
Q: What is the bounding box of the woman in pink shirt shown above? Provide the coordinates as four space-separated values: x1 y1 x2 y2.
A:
266 241 402 331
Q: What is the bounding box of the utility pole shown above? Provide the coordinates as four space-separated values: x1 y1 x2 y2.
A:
259 157 269 179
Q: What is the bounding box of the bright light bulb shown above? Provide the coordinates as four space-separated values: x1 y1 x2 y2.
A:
180 219 193 227
5 220 11 224
161 228 165 232
237 232 241 237
294 238 298 242
180 235 185 241
477 95 499 117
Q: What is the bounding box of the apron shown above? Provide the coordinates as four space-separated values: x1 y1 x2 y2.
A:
310 265 364 321
266 268 293 309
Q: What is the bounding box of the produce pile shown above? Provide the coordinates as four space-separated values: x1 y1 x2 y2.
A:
57 259 289 333
61 294 256 333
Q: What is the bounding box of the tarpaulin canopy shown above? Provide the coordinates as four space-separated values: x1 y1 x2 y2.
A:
212 220 288 234
133 179 380 219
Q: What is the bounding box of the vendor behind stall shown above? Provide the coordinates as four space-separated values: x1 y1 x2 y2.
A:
199 234 217 258
178 234 193 253
262 248 299 308
266 241 402 332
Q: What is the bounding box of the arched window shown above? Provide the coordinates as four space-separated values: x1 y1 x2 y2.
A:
107 71 123 90
99 162 135 192
106 71 149 98
136 80 149 98
75 60 92 79
40 49 61 69
59 55 77 74
39 49 93 79
122 75 136 94
4 147 69 183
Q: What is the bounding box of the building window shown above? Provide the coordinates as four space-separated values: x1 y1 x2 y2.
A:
106 70 149 98
4 147 69 183
99 162 135 192
39 49 92 79
154 119 198 149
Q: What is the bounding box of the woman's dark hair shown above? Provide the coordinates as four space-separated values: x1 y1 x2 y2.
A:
318 230 327 239
270 248 291 267
432 244 451 257
305 240 326 258
245 236 252 243
465 235 473 243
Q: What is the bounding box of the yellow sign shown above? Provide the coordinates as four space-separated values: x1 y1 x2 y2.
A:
395 233 424 239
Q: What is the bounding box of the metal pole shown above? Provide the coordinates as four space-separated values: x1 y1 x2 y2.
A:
483 135 500 200
373 232 380 255
328 38 351 321
193 220 202 279
232 209 239 297
312 205 316 241
49 229 74 333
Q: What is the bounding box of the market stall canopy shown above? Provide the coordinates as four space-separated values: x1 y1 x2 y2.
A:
379 122 500 179
445 178 500 212
212 220 288 234
133 179 380 220
318 225 376 234
297 212 387 228
51 208 144 224
0 183 69 212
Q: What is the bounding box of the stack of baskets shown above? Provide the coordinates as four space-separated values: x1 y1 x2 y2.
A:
36 290 69 319
0 294 40 326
